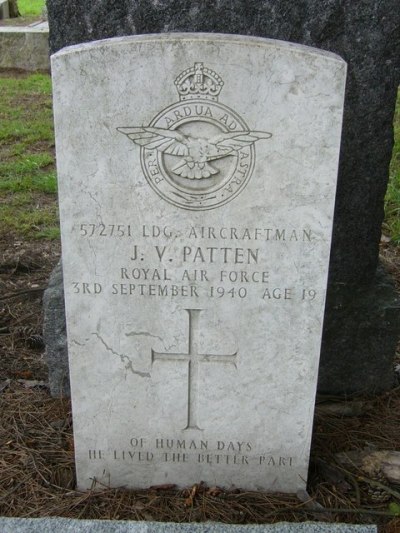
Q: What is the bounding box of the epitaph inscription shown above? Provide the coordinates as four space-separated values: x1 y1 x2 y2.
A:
52 34 346 492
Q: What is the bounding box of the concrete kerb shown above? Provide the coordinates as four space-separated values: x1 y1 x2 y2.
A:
0 518 378 532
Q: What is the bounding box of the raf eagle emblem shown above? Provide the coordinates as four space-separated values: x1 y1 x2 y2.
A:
117 127 272 180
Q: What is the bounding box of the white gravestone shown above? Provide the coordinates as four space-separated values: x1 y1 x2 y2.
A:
52 34 346 492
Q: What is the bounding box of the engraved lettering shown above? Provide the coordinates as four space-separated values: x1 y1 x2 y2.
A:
162 452 188 463
181 269 209 282
130 438 145 447
262 288 292 300
88 450 102 460
130 245 139 261
72 282 102 294
155 246 167 261
183 246 258 264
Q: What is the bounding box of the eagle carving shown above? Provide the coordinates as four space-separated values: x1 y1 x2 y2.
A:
117 127 272 180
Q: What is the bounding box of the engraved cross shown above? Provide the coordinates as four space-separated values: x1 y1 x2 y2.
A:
151 308 237 431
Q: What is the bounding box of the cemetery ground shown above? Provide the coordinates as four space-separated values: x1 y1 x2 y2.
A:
0 69 399 531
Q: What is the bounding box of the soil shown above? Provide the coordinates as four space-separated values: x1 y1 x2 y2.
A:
0 236 399 531
0 237 60 380
0 68 49 77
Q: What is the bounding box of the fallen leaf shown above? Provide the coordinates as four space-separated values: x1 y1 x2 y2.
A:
17 379 47 388
207 486 222 497
131 502 146 510
15 370 33 379
184 484 198 506
0 379 11 393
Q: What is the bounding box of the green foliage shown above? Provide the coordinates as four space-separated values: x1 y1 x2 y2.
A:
0 198 59 239
17 0 45 17
389 502 400 516
0 72 58 240
0 75 53 143
0 169 57 194
384 89 400 243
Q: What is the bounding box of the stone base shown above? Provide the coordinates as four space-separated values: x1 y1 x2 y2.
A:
43 263 400 398
0 25 49 71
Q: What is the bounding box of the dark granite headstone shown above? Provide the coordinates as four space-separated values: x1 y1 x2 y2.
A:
42 261 69 397
45 0 400 395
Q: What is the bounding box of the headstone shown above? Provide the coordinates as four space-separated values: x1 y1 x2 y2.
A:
0 0 9 19
52 34 346 491
43 261 69 397
0 25 50 71
46 0 400 397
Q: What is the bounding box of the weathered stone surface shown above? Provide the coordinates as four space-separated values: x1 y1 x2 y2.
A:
45 0 400 395
52 34 345 491
0 0 10 19
0 517 378 533
0 25 49 71
42 261 70 397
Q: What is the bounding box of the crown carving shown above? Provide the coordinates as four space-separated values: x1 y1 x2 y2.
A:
175 62 224 101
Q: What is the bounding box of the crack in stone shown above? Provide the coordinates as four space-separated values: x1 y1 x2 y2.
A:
125 331 179 352
92 332 150 378
86 190 104 226
87 239 99 275
87 191 101 210
125 331 163 342
71 339 87 346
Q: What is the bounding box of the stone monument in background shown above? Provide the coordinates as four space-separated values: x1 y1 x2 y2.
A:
44 1 400 397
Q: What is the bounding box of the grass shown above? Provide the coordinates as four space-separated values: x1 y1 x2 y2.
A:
0 72 59 240
17 0 45 17
384 89 400 243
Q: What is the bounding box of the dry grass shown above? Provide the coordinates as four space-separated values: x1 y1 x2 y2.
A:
1 381 400 530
